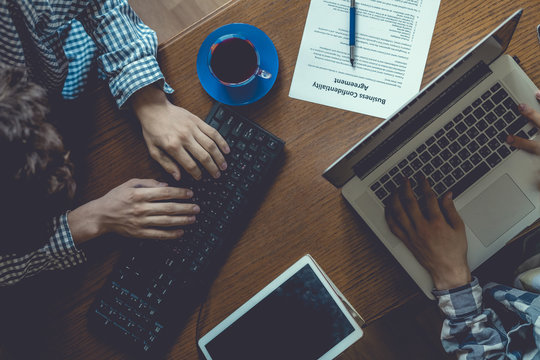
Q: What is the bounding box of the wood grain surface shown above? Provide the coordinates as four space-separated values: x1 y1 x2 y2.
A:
1 0 540 359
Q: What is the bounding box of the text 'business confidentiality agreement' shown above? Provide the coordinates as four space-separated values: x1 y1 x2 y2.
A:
289 0 441 118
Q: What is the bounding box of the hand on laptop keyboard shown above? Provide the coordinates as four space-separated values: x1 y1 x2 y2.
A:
384 176 471 291
506 95 540 154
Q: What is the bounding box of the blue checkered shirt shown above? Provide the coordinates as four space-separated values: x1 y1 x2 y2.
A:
434 277 540 359
0 213 86 286
0 0 173 107
0 0 174 285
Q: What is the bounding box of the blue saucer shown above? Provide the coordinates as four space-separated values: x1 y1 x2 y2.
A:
197 23 279 106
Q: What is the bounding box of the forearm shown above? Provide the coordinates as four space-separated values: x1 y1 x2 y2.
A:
67 200 105 245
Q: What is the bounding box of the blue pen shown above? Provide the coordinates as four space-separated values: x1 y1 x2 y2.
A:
349 0 356 67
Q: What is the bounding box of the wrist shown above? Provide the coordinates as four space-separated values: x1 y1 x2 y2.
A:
67 200 106 245
432 267 472 290
131 84 168 120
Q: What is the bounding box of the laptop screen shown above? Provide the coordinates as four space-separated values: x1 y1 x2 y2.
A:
323 9 522 187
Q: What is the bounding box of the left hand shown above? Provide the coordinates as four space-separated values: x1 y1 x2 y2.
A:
131 85 230 181
385 176 471 290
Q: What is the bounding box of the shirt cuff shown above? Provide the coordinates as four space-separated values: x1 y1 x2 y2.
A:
108 56 174 109
48 212 87 263
432 277 483 320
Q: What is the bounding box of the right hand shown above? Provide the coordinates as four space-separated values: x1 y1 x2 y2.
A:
69 179 199 243
506 92 540 153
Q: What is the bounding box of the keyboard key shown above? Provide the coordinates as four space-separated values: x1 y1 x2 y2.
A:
447 129 458 141
454 113 464 123
466 127 479 139
403 166 414 177
467 140 480 153
411 159 423 171
432 170 443 182
497 145 511 159
426 136 436 146
484 111 497 123
488 138 500 151
503 111 516 124
528 127 538 137
476 133 488 145
380 174 390 183
470 153 482 165
389 167 400 176
219 116 235 137
457 134 470 146
482 99 495 112
437 136 450 149
384 181 397 193
422 164 434 175
463 106 473 115
490 83 501 92
455 122 467 134
494 105 506 117
449 155 462 167
485 126 497 137
452 168 464 180
443 175 456 187
232 121 244 137
473 107 485 119
461 160 473 173
506 116 529 135
458 148 470 160
209 119 220 129
428 144 441 156
447 162 490 199
434 183 447 195
416 144 427 153
486 153 502 168
449 141 460 153
481 90 492 100
419 151 432 163
407 152 417 161
440 149 452 160
431 156 443 168
472 98 482 108
494 119 506 131
267 139 278 150
398 159 408 168
476 119 487 131
215 107 226 120
479 146 491 158
441 163 452 174
435 129 445 138
464 115 476 126
492 88 508 104
444 121 454 131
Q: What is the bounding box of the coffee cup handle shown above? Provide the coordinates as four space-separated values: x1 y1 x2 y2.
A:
256 68 272 80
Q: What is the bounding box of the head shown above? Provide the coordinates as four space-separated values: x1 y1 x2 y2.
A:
0 66 75 254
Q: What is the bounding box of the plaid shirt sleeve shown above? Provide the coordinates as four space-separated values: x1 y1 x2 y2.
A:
0 213 86 287
433 277 509 360
76 0 173 108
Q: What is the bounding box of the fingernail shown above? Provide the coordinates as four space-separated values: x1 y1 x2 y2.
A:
186 190 193 197
192 205 200 212
173 172 180 181
215 171 221 178
519 103 528 112
159 182 168 187
447 192 453 200
225 145 231 154
220 162 227 170
507 134 514 144
177 230 184 236
536 90 540 100
190 216 196 222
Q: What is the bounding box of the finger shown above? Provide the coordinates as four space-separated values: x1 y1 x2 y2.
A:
195 131 228 172
440 192 464 230
519 103 540 128
172 147 202 180
536 90 540 103
186 141 221 179
199 121 230 155
398 178 425 228
384 205 409 241
388 192 416 239
420 176 443 220
136 228 184 240
136 187 194 202
143 203 200 216
507 134 540 155
150 147 181 181
127 178 167 188
142 215 196 227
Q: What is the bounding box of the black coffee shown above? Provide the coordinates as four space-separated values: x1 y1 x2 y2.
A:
210 38 258 84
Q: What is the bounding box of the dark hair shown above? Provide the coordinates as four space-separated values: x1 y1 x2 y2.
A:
0 66 75 254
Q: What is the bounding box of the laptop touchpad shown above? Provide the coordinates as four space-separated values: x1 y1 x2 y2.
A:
461 174 534 247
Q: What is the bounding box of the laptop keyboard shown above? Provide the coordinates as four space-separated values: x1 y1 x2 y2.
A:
370 82 538 205
88 103 285 355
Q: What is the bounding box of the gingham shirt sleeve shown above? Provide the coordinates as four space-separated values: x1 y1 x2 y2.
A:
433 277 510 360
76 0 173 108
0 213 86 287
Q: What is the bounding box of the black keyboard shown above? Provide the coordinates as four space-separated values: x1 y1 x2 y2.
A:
370 82 537 205
88 103 285 356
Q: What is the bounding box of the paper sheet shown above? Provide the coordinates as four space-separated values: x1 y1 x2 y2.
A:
289 0 441 118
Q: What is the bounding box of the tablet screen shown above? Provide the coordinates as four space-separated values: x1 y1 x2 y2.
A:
204 264 355 360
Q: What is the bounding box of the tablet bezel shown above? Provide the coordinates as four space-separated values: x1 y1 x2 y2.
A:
198 255 363 360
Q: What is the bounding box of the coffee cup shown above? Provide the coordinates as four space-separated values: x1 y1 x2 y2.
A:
208 35 272 87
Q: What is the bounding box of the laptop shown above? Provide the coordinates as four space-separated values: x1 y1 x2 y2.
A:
323 9 540 298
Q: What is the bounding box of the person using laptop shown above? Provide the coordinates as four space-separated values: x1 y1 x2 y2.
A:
385 92 540 359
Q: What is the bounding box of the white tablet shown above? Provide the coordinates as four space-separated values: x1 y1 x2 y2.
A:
198 255 364 360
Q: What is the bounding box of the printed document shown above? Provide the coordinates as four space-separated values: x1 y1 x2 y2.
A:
289 0 441 118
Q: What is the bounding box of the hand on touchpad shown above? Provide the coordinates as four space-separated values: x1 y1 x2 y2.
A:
461 174 534 247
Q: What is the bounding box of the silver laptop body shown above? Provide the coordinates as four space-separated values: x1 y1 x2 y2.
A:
324 10 540 298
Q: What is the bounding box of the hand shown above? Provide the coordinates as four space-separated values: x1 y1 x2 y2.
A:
131 85 230 181
506 91 540 153
385 177 471 290
68 179 199 243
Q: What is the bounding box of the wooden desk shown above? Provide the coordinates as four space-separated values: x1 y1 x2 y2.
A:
2 0 539 359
